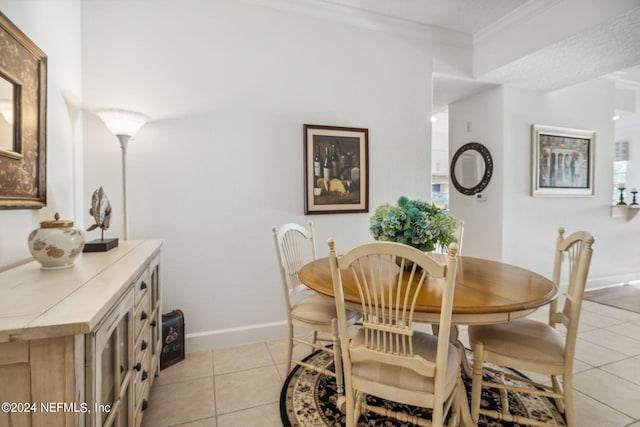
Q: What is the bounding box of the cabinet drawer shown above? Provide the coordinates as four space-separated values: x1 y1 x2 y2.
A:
134 269 150 307
133 327 152 397
134 326 152 363
133 349 151 403
134 380 151 427
134 291 151 340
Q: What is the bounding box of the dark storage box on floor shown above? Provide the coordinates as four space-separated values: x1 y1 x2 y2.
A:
160 309 185 370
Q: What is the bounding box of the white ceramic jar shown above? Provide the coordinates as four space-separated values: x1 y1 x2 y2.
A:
28 213 85 270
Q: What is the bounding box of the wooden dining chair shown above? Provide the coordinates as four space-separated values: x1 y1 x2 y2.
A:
272 222 359 394
329 239 469 427
469 228 595 427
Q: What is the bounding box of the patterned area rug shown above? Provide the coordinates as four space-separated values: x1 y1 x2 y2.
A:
280 349 566 426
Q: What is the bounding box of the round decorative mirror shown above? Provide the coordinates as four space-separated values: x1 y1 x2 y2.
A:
450 142 493 195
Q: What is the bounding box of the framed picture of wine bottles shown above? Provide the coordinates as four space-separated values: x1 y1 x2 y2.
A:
303 124 369 214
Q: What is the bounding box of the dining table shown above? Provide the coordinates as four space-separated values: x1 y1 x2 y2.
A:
299 254 557 325
298 254 557 376
298 253 557 426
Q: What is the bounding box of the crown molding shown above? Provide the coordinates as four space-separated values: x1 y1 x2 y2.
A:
474 0 560 45
238 0 471 49
604 73 640 91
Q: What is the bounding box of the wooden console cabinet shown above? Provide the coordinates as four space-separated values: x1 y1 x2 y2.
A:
0 240 162 427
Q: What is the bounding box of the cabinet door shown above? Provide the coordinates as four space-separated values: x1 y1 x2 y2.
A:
149 255 162 376
87 289 134 427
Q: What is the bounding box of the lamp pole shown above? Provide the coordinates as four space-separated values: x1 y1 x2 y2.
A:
117 134 131 240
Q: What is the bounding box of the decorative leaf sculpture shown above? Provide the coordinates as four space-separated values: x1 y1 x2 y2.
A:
87 187 112 232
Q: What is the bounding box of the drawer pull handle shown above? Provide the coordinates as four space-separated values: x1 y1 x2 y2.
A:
141 399 148 412
150 320 157 327
140 311 148 321
141 370 148 381
134 362 142 372
140 281 147 291
141 340 148 351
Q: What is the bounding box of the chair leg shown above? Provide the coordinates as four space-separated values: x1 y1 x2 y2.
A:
344 388 356 427
551 375 565 413
331 319 344 395
432 395 445 427
287 323 294 372
471 342 484 425
563 375 576 427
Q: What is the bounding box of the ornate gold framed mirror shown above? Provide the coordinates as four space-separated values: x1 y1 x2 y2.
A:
0 12 47 209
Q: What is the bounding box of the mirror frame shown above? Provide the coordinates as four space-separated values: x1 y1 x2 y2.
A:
0 12 47 209
0 73 20 156
450 142 493 196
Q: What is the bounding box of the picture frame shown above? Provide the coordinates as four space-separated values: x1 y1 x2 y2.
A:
532 124 595 197
304 124 369 214
0 12 47 209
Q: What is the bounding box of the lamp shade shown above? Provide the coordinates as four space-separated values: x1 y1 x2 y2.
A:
95 108 150 137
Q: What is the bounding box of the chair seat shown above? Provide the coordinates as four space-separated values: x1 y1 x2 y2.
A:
292 293 359 325
350 329 460 394
468 318 565 368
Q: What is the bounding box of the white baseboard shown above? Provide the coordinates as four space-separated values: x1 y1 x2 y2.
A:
185 321 289 353
584 273 640 291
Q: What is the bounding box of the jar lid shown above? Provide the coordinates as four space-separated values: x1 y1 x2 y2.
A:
40 212 75 228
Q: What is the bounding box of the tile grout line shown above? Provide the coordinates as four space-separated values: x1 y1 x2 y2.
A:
212 349 219 425
594 355 640 385
573 388 637 424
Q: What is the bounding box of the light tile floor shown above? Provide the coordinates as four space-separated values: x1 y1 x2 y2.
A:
142 299 640 427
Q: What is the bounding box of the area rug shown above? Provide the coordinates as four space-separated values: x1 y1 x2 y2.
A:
584 284 640 314
280 349 566 426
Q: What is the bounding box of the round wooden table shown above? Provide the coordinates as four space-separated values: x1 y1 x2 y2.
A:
299 255 557 325
300 254 556 419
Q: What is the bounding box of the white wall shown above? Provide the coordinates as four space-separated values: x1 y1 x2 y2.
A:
450 78 640 287
81 0 437 349
503 80 617 281
0 1 83 269
449 87 504 261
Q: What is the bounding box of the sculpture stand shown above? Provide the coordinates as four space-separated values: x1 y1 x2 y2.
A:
83 229 119 253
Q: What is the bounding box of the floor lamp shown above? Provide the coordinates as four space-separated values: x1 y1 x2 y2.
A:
95 108 150 240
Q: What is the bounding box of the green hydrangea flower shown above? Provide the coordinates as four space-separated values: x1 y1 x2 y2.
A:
369 196 457 252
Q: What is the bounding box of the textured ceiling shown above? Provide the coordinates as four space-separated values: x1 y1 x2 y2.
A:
311 0 640 111
479 6 640 92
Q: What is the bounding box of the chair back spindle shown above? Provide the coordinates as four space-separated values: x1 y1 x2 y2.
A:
549 228 594 366
273 221 316 304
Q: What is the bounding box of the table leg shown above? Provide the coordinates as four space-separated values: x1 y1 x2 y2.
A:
431 325 474 426
431 325 473 378
457 377 474 426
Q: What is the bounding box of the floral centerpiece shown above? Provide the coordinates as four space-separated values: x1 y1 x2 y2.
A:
369 196 457 253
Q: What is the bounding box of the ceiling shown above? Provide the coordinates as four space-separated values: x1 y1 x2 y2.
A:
312 0 640 113
323 0 529 35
